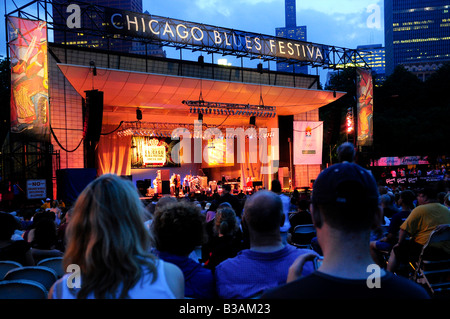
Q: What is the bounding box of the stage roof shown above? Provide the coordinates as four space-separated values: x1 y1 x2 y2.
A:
58 64 346 127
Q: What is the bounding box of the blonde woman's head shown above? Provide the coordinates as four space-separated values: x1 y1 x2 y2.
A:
64 173 157 298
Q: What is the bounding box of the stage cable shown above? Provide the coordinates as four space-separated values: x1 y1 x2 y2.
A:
100 121 124 135
49 124 84 153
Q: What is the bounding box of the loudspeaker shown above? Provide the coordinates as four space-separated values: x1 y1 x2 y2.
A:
249 116 256 126
85 90 104 142
161 180 171 194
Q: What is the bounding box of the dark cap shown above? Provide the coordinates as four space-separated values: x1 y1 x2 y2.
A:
312 162 379 207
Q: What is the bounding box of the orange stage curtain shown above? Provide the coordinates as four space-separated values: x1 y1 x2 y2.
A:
97 125 131 176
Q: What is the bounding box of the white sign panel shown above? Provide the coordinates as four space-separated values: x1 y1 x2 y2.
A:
293 121 323 165
27 179 46 199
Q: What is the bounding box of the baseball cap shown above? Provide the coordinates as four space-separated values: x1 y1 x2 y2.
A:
312 162 379 207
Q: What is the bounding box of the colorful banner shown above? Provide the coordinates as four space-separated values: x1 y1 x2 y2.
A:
356 68 373 147
8 17 49 140
293 121 323 165
131 136 180 168
371 156 430 167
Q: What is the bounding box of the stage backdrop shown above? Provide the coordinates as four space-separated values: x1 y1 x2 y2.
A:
293 121 323 165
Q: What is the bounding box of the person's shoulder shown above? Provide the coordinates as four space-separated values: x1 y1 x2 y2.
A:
214 250 246 272
382 272 431 298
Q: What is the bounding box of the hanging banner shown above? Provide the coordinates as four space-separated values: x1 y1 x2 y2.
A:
356 68 373 147
8 17 49 140
293 121 323 165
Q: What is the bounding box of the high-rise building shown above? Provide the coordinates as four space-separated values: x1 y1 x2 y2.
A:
385 0 450 80
356 44 386 84
276 0 308 74
53 0 165 57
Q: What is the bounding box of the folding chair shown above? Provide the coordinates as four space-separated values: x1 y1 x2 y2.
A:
413 224 450 298
4 266 58 292
291 224 316 249
0 260 22 280
0 279 48 299
37 257 65 278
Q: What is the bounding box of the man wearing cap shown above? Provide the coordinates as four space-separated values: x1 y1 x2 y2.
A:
387 186 450 274
41 198 52 210
261 162 429 299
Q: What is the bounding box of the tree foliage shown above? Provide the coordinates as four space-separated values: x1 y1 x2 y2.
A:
321 63 450 163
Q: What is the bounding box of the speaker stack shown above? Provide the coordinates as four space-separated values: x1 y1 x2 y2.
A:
84 90 104 143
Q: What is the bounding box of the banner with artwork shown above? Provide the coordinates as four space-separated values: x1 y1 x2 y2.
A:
293 121 323 165
8 17 49 140
131 136 180 168
356 68 373 147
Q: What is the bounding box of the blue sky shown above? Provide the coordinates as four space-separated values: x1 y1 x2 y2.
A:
1 0 384 81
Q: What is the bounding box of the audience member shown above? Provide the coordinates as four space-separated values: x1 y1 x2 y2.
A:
49 174 184 299
23 210 56 244
380 193 399 219
205 201 219 223
144 195 177 231
271 179 291 245
30 217 64 263
214 190 316 299
56 208 73 252
202 206 244 271
370 189 416 267
41 198 52 210
262 162 430 299
387 186 450 275
337 142 355 163
151 201 215 299
217 184 242 218
0 212 34 266
289 199 313 232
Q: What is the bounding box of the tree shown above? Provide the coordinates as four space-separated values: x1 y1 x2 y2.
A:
321 68 357 164
373 64 449 157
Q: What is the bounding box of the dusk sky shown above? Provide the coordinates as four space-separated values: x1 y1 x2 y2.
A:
1 0 385 82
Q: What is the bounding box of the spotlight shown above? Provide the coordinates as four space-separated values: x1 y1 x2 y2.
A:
249 116 256 126
198 113 203 121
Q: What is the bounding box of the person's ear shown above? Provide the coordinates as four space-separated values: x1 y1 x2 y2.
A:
311 204 322 229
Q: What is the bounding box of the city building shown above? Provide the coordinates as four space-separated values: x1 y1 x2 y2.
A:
52 0 165 56
385 0 450 80
276 0 308 74
356 44 386 84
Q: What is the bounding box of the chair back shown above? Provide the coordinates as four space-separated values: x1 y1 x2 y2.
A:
0 279 48 299
291 224 316 249
37 257 65 278
0 260 22 279
414 224 450 297
425 224 450 248
4 266 58 291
